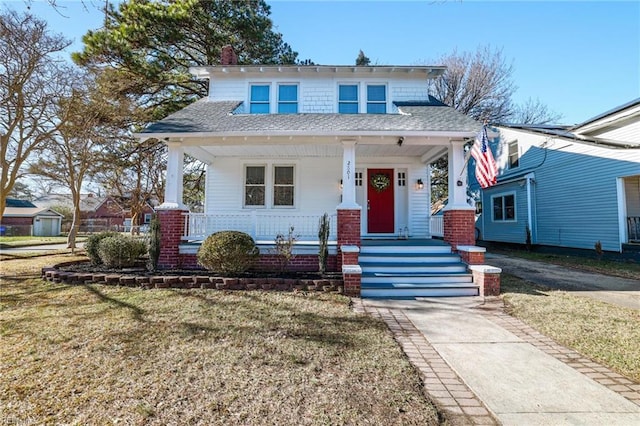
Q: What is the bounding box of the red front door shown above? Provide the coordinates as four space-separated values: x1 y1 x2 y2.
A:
367 168 395 233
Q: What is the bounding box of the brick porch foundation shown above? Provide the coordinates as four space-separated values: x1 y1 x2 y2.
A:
443 209 476 251
157 208 187 269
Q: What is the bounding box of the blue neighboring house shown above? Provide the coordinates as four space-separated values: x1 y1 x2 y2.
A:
469 98 640 253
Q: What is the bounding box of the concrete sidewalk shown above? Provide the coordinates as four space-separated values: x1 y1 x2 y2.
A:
359 297 640 425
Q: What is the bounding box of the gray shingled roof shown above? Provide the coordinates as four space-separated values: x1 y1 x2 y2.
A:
140 99 482 135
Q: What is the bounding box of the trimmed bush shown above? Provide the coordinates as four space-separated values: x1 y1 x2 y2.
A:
98 235 148 268
197 231 259 275
85 231 120 265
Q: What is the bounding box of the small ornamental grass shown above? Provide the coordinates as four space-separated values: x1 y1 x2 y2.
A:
197 231 259 275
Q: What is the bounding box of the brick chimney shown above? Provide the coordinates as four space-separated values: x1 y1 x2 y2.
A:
221 45 238 65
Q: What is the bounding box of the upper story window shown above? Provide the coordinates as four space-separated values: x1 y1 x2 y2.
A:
492 193 516 222
367 84 387 114
245 165 266 206
508 140 519 169
277 84 298 114
250 85 270 114
338 84 359 114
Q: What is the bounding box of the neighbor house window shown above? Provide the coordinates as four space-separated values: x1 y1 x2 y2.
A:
250 84 270 114
338 84 359 113
277 84 298 114
273 166 295 207
508 140 519 169
245 166 266 206
367 84 386 114
492 193 516 221
144 214 152 224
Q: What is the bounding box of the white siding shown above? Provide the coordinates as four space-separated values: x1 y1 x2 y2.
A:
208 75 431 114
591 118 640 144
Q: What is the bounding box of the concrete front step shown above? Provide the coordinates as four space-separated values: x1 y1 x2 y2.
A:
359 252 461 263
362 273 473 285
360 245 453 255
361 285 480 298
360 262 468 274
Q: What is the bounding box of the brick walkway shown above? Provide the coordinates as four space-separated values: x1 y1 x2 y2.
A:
354 297 640 425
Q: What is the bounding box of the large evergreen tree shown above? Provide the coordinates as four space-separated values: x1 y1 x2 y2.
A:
73 0 298 119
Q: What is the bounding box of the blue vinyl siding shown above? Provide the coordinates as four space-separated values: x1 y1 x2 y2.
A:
471 130 640 252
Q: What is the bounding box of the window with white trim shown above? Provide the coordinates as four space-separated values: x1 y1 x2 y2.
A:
367 84 386 114
273 166 295 207
492 193 516 222
245 165 266 206
397 172 406 186
508 140 519 169
355 171 363 186
338 84 358 114
144 213 152 224
277 84 298 114
250 84 270 114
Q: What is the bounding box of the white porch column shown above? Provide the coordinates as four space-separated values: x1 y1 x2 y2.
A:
159 141 187 210
337 140 359 209
445 140 472 210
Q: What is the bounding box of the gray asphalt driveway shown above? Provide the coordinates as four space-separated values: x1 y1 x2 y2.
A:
486 253 640 310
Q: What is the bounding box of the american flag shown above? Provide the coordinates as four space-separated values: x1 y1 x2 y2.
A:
471 126 498 189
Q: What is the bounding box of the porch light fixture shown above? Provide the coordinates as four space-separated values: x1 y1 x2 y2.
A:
397 137 404 146
416 179 424 190
339 179 343 190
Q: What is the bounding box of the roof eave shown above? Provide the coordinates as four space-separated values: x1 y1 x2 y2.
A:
134 130 477 141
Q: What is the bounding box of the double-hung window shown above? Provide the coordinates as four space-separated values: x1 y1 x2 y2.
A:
508 141 519 169
492 193 516 222
250 85 270 114
245 166 266 206
278 84 298 114
273 166 294 207
338 84 359 114
244 165 295 208
367 84 386 114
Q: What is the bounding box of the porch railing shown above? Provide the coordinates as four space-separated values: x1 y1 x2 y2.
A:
628 216 640 242
182 212 338 242
430 215 443 238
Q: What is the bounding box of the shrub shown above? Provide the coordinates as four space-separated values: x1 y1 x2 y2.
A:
273 226 297 272
98 235 148 268
85 231 120 265
197 231 259 275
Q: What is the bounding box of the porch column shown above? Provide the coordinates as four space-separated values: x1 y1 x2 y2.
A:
443 140 476 250
338 140 358 209
336 140 361 295
157 141 188 269
159 141 187 210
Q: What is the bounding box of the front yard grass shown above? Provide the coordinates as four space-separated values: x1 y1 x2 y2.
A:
500 273 640 382
0 255 440 425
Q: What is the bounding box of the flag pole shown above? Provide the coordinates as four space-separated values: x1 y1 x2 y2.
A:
458 121 487 179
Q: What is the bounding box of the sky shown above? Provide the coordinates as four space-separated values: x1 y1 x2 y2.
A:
4 0 639 125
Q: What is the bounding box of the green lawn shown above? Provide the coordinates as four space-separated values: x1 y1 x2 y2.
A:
0 254 440 425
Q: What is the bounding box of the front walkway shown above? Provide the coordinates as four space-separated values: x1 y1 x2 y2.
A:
356 297 640 425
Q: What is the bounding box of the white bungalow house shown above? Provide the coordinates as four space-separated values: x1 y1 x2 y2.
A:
135 49 500 297
471 98 640 256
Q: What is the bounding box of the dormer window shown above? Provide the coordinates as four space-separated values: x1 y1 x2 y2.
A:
250 84 270 114
338 84 359 114
367 84 387 114
278 84 298 114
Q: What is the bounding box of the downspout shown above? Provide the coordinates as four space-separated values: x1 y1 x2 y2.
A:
525 172 535 243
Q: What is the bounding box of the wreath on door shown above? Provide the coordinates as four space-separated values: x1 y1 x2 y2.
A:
370 173 391 192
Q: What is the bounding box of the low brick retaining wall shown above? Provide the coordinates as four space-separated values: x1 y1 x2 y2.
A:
41 265 344 294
